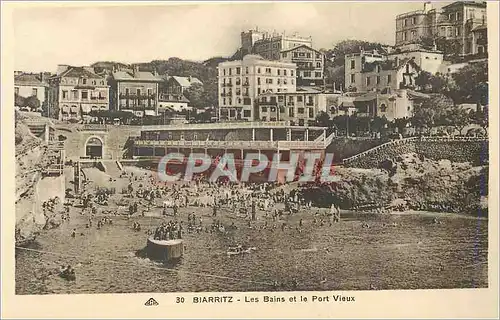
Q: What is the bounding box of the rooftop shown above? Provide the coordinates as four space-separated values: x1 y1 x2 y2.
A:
170 76 203 87
54 66 104 80
112 70 162 82
14 73 48 87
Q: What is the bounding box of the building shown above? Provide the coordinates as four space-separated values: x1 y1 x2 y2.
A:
281 45 325 87
471 24 487 55
345 50 421 93
14 73 49 108
109 66 162 117
241 28 266 54
158 93 191 113
166 76 203 95
352 89 430 121
256 88 339 126
387 48 443 74
217 55 296 121
47 65 109 120
395 1 487 56
251 30 313 61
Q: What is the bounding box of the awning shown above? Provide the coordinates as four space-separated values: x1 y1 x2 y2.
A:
339 101 355 108
407 90 430 100
81 105 91 114
144 110 156 116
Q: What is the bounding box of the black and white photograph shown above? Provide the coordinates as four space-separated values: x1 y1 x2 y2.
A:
4 0 496 314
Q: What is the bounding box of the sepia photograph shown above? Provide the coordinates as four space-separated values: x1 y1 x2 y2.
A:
2 0 498 317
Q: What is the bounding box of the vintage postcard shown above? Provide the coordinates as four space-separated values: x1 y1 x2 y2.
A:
1 1 498 318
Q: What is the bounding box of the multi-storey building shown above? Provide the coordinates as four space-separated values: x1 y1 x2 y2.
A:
251 31 313 61
281 45 325 87
241 28 266 54
109 67 162 117
256 89 338 126
345 54 420 93
387 48 443 74
471 24 487 55
395 1 487 56
165 76 203 95
14 73 49 107
344 50 385 91
217 55 296 121
47 65 109 120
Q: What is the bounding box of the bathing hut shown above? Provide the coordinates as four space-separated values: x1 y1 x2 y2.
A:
146 237 184 261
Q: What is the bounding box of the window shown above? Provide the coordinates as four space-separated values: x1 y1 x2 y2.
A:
304 71 311 77
297 96 303 102
257 68 261 74
245 67 249 74
14 87 19 95
366 77 371 86
282 53 287 58
62 90 68 99
148 88 152 96
266 68 272 74
412 17 416 25
229 68 232 75
277 79 281 85
223 69 226 76
125 88 129 95
72 90 78 100
456 26 461 36
299 52 305 57
308 108 314 118
403 32 407 41
315 72 321 78
81 91 88 99
316 53 321 59
403 19 407 26
387 75 392 83
350 60 355 69
293 52 298 58
82 78 87 85
270 107 276 112
456 12 461 20
291 70 294 76
449 13 454 21
236 67 241 75
262 106 268 112
306 53 311 58
298 107 304 114
257 88 261 94
291 79 294 85
411 30 416 39
32 88 38 96
284 70 287 76
350 74 355 83
243 110 251 117
380 104 387 112
288 108 294 117
316 62 321 68
376 76 380 84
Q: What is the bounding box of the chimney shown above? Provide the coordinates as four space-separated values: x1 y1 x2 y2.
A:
424 1 432 13
57 64 70 75
39 72 44 82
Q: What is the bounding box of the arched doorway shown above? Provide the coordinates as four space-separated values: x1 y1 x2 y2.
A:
85 136 103 159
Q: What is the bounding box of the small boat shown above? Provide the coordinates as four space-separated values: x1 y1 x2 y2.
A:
227 245 257 256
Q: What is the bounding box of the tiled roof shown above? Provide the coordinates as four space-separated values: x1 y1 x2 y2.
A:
172 76 203 87
281 44 322 54
112 70 162 82
14 73 48 87
59 66 103 79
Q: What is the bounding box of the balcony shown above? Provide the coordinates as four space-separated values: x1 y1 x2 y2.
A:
242 82 250 87
119 105 156 111
119 93 156 99
222 83 233 87
221 92 233 97
235 82 241 86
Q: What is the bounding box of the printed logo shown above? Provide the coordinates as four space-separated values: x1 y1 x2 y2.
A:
145 297 159 306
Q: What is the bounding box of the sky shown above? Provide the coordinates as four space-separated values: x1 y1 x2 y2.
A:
12 1 451 73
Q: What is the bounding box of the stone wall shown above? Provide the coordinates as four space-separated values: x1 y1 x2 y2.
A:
344 137 488 168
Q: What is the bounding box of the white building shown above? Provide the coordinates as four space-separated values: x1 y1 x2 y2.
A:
14 73 49 108
217 55 296 121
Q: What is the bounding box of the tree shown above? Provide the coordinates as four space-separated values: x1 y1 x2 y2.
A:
24 96 41 111
15 94 25 107
371 116 389 134
330 40 387 67
452 61 488 109
315 111 331 127
436 106 470 135
435 37 463 56
470 106 489 134
183 82 205 109
411 94 453 134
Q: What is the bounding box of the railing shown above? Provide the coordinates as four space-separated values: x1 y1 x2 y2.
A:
140 121 292 131
134 139 279 149
242 83 250 87
222 83 233 87
119 93 156 99
277 140 325 150
396 9 425 19
80 124 109 132
118 105 156 110
419 136 488 142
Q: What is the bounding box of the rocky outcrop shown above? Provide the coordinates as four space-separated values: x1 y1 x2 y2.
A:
300 153 488 216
